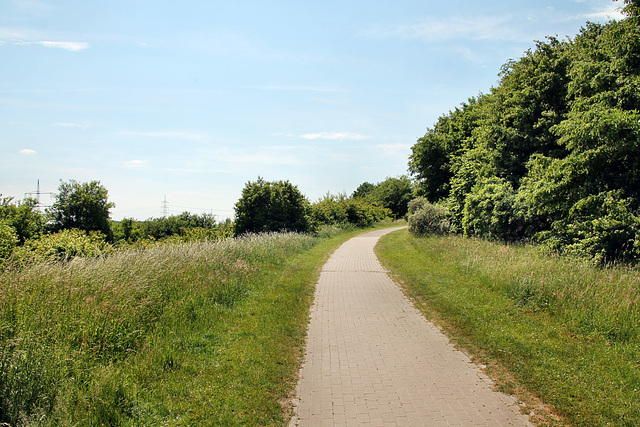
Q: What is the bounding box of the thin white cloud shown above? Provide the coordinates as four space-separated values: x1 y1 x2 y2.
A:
272 132 296 138
0 27 89 51
582 3 625 21
11 40 89 51
36 41 89 51
121 160 147 168
300 131 370 141
19 148 37 155
364 15 520 43
363 2 621 46
245 85 342 93
119 130 209 142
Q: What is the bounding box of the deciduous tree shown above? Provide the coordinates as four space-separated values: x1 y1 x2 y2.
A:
234 178 311 235
48 180 115 239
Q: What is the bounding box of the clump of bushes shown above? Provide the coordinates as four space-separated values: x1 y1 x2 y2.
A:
309 193 391 229
0 221 18 263
407 197 450 236
11 229 113 264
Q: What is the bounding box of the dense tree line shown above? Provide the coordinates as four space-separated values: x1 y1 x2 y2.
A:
233 176 409 235
2 176 405 264
409 0 640 264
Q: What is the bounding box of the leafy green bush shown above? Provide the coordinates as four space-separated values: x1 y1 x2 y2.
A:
234 178 311 235
539 191 640 264
0 221 18 261
178 221 234 242
407 197 450 236
0 196 45 244
310 194 391 228
12 229 112 264
462 177 521 241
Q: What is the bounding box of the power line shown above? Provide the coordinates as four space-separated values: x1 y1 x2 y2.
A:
161 195 169 217
169 204 233 213
159 197 233 218
24 179 53 211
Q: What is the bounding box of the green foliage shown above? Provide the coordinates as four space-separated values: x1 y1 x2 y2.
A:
352 182 376 199
111 217 144 243
48 180 115 240
462 177 522 240
351 176 414 219
377 230 640 426
137 212 218 240
310 193 391 228
12 229 112 263
369 176 414 219
0 230 345 425
234 177 311 235
407 197 450 236
540 191 640 264
176 219 234 242
0 221 18 262
409 99 483 202
0 196 45 244
408 10 640 263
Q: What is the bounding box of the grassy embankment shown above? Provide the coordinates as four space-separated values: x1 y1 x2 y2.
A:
377 229 640 427
0 226 386 426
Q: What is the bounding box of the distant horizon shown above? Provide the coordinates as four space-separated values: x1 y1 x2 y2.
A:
1 0 624 221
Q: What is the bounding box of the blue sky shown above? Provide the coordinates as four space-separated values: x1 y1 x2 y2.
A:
1 0 624 221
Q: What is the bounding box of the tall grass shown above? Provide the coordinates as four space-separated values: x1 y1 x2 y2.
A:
376 230 640 426
0 232 319 425
453 237 640 344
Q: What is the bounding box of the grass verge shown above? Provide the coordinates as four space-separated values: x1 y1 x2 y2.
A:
0 226 380 426
376 230 640 427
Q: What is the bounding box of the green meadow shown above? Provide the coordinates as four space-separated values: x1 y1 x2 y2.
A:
377 229 640 427
0 229 371 426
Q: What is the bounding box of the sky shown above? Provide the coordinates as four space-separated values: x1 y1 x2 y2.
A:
0 0 625 221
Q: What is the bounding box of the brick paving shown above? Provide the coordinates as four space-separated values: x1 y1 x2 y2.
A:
289 227 533 426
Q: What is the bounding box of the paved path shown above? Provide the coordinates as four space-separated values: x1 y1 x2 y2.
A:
289 227 532 426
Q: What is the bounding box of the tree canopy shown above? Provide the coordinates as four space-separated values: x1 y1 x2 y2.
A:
409 3 640 263
48 180 115 239
352 176 414 219
0 196 44 244
234 178 311 235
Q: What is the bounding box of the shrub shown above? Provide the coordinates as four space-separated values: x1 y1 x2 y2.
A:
407 197 450 236
0 221 18 263
234 178 311 235
310 194 391 228
462 177 522 241
0 196 45 244
12 229 112 264
538 191 640 264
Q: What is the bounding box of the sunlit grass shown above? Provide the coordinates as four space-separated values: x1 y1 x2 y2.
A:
376 230 640 427
0 230 365 426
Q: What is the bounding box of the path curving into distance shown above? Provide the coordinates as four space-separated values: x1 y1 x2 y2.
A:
289 227 532 426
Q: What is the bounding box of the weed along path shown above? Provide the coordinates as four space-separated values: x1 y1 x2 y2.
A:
289 227 532 426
